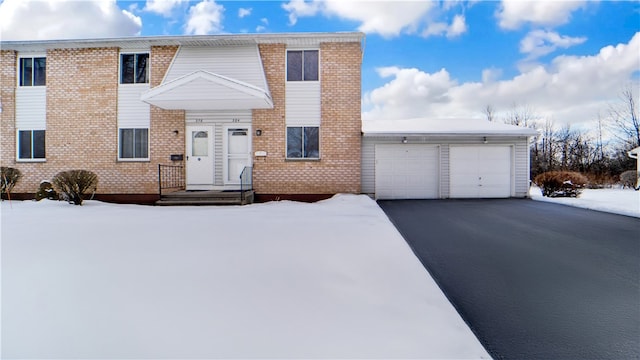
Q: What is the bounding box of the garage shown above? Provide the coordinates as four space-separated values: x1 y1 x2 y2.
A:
361 118 538 200
375 144 439 199
450 146 512 198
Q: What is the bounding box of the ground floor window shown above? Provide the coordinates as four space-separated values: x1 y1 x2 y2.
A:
18 130 45 160
119 128 149 159
287 126 319 159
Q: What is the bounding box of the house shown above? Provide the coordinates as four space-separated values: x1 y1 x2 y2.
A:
362 118 539 199
0 32 364 203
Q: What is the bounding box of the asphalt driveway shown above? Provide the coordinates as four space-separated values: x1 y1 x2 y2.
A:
378 199 640 360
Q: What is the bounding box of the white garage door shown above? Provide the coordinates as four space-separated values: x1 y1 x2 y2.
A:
375 144 439 199
450 146 512 198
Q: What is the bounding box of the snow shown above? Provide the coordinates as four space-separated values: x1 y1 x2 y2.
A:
0 195 490 359
529 186 640 218
363 117 539 136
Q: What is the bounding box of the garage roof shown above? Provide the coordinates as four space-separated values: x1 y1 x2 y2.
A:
363 118 539 137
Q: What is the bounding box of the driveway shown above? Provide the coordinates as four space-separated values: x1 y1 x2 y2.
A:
378 199 640 360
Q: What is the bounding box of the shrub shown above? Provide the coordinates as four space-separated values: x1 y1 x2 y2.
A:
51 170 98 205
35 180 59 201
533 171 588 198
1 167 22 199
620 170 639 190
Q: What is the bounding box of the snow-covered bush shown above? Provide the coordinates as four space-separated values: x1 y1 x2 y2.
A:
51 170 98 205
619 170 639 190
35 180 58 201
533 171 588 198
1 166 22 199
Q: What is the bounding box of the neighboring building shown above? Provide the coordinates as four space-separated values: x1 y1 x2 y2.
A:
628 146 640 189
362 118 539 199
0 33 364 203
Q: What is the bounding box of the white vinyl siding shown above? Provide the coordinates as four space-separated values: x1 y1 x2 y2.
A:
118 82 150 160
164 46 267 89
186 110 252 124
118 84 150 128
285 82 321 126
16 87 46 130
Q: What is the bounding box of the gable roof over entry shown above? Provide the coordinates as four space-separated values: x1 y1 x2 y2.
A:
140 70 273 110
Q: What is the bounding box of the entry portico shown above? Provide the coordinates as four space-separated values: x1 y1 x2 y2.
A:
141 44 273 190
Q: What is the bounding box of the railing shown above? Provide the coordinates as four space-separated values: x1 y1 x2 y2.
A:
239 166 253 204
158 164 185 197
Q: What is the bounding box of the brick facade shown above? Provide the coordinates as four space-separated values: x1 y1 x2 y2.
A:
253 42 362 195
1 35 362 201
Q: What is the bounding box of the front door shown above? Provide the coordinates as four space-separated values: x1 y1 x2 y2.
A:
186 125 214 188
224 126 251 184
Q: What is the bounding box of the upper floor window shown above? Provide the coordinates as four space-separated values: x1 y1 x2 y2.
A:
120 53 149 84
20 57 46 86
287 50 318 82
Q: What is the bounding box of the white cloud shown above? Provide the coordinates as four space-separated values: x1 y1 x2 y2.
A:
281 0 321 26
184 0 224 35
238 7 251 18
363 32 640 129
423 14 467 38
520 30 587 58
261 17 269 25
256 25 266 32
282 0 437 38
144 0 186 17
497 0 588 30
0 0 142 40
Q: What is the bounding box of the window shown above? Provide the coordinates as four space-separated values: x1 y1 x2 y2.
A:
287 126 319 159
19 57 46 86
18 130 45 160
287 50 318 81
119 128 149 159
120 53 149 84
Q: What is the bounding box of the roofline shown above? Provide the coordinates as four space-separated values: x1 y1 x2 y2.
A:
0 32 365 50
362 131 538 138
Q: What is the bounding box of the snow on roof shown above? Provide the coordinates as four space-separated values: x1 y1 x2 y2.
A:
362 118 539 137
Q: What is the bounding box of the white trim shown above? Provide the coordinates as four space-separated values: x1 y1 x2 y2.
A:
160 45 181 85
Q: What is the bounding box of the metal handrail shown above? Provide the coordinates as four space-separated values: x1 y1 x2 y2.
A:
239 166 253 203
158 164 185 196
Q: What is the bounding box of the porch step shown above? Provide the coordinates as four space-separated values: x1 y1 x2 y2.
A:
155 190 254 206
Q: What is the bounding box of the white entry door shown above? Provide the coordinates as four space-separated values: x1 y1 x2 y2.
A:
224 126 251 184
186 125 214 188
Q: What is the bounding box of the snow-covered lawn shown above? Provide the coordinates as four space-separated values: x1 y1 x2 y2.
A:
1 195 490 359
529 186 640 218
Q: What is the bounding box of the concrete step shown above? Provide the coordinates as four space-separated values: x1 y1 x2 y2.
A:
156 190 253 206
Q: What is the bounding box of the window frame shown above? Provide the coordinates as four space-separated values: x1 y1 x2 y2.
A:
118 128 150 161
16 129 46 162
286 49 320 82
286 126 320 160
18 55 46 87
119 52 150 85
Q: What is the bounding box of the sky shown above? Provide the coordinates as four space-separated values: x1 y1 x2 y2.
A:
0 0 638 130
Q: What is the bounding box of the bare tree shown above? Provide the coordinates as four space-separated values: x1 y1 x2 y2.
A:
608 84 640 148
484 104 495 122
504 102 537 128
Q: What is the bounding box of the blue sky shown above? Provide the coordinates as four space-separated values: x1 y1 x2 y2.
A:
0 0 638 128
